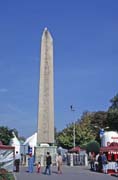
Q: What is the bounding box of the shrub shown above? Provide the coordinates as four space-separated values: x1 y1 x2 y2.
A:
86 141 100 154
0 168 15 180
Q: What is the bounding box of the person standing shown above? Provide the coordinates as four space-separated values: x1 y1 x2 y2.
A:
14 151 20 172
98 153 103 172
94 153 99 171
90 152 95 171
56 152 63 174
28 153 34 173
44 152 52 175
102 153 108 174
36 161 41 173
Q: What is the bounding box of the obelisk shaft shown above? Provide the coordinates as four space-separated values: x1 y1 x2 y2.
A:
37 28 54 145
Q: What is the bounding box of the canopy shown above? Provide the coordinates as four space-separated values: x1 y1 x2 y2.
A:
100 146 118 152
23 132 37 147
10 132 20 154
0 145 15 150
23 132 37 155
68 146 80 153
100 142 118 152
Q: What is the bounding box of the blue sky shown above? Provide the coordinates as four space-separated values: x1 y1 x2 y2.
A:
0 0 118 138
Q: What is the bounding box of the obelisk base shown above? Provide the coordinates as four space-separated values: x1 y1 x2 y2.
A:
34 145 57 166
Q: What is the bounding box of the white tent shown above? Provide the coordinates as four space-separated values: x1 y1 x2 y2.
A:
23 132 37 155
10 132 20 154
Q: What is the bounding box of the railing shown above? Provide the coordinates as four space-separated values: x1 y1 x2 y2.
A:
66 153 88 166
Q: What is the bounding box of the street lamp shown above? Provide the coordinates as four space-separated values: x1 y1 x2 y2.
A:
70 105 76 148
94 125 109 130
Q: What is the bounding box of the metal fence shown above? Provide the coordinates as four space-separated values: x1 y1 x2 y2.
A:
66 153 87 166
0 146 15 172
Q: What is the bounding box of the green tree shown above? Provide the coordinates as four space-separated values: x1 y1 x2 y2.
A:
56 94 118 149
75 112 95 146
86 141 100 154
56 125 74 149
89 111 108 143
0 126 14 145
91 111 108 129
107 93 118 131
56 112 96 148
109 93 118 110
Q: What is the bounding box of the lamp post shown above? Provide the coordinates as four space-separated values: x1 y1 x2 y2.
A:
70 105 76 148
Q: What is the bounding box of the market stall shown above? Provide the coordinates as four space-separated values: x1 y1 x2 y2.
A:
100 142 118 174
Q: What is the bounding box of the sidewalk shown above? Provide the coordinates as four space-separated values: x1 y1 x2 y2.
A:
15 166 116 180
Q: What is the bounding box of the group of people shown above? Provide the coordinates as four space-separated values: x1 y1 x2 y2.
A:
90 152 108 173
40 151 63 175
27 151 63 175
14 150 63 175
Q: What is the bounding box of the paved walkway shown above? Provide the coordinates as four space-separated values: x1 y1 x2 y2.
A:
15 166 117 180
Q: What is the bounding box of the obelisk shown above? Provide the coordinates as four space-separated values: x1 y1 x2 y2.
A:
37 28 54 145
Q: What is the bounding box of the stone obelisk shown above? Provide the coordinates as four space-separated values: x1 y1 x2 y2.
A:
37 28 54 145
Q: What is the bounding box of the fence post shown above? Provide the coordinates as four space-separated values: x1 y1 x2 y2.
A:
85 153 88 166
70 154 73 166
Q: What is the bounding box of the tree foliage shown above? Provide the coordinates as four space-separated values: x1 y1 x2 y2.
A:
56 125 74 149
0 126 14 145
75 112 95 146
56 112 96 149
90 111 108 129
107 93 118 131
55 93 118 149
109 93 118 110
90 111 108 143
85 141 100 154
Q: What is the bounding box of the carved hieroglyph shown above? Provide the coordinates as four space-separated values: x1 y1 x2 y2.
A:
37 28 54 145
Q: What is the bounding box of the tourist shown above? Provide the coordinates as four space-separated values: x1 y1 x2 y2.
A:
20 153 23 165
14 151 20 172
28 153 34 173
102 153 108 174
44 152 52 175
36 161 41 173
90 152 95 171
56 152 63 174
98 153 103 172
94 153 99 171
111 153 115 161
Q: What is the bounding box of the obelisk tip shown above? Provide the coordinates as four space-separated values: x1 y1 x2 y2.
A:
44 27 48 31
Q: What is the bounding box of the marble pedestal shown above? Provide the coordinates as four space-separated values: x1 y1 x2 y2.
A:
34 145 57 166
